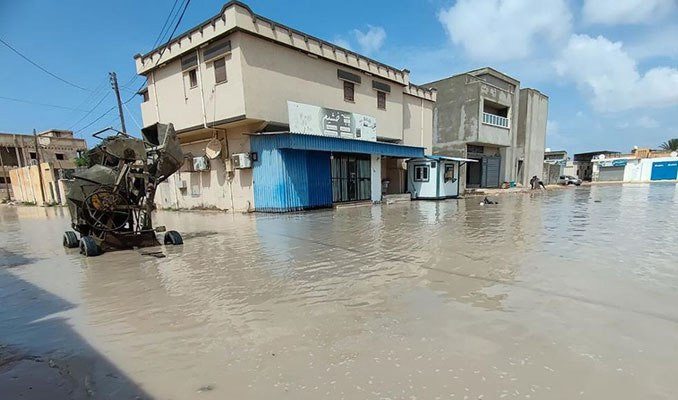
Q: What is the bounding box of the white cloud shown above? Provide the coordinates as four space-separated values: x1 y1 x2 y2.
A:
352 26 386 55
332 37 353 51
555 34 678 112
437 0 571 61
582 0 676 25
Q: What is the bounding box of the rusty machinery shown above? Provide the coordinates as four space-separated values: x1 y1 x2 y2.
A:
62 123 184 256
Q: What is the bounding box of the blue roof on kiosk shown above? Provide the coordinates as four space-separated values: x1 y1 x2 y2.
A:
248 132 425 158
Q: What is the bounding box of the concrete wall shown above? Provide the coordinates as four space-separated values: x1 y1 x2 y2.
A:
592 157 678 182
428 72 520 190
517 88 548 186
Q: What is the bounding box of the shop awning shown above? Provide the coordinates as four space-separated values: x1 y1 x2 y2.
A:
248 132 425 158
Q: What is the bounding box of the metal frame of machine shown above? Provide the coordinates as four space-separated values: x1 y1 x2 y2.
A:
62 123 184 256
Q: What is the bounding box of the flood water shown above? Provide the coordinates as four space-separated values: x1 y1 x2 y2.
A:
2 184 678 399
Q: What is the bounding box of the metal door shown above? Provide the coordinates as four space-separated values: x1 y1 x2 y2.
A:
482 156 501 188
598 166 625 181
651 161 678 181
331 154 371 202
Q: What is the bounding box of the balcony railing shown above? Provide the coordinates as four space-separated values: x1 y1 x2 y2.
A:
482 112 509 128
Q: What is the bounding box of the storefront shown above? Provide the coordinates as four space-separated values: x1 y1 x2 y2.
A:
249 133 424 212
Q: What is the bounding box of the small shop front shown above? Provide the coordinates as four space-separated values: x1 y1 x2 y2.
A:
249 133 424 212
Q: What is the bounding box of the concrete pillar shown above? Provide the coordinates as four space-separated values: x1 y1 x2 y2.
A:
371 154 381 203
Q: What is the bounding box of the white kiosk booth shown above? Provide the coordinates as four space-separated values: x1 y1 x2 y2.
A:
407 156 477 199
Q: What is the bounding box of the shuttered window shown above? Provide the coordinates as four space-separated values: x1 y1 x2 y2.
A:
188 69 198 88
214 58 227 83
343 81 354 102
203 39 231 62
377 91 386 109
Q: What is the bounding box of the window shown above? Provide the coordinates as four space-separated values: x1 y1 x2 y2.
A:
414 165 429 182
377 91 386 110
444 164 455 182
214 58 227 83
29 152 36 160
188 69 198 88
0 177 9 184
343 81 354 102
55 153 64 160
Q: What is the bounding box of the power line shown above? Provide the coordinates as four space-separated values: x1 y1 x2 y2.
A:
75 106 116 134
155 0 192 66
152 0 182 50
120 0 183 89
75 0 192 136
58 76 110 127
0 95 92 112
67 92 112 130
0 38 91 92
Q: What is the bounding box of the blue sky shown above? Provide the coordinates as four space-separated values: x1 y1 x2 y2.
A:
1 0 677 154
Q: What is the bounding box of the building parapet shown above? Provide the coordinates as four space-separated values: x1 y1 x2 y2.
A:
135 1 411 88
404 84 436 102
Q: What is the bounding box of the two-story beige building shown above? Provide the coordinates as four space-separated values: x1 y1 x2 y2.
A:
134 1 435 212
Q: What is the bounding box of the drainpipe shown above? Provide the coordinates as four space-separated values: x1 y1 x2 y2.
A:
196 49 208 128
420 97 424 151
151 71 160 122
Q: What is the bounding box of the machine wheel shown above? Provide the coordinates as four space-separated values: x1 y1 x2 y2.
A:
80 236 101 257
164 230 183 245
63 231 79 248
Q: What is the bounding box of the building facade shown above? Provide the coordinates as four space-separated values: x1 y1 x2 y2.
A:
426 68 547 190
134 1 435 212
592 149 678 183
0 129 86 201
573 151 620 181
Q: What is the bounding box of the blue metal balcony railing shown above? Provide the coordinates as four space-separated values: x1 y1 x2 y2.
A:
482 112 509 128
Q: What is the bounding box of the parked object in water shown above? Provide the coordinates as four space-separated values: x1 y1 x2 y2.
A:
558 175 582 186
62 123 184 256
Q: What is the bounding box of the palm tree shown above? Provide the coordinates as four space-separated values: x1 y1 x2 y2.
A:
659 138 678 151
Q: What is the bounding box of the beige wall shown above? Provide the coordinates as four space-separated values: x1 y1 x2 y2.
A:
141 33 246 131
403 94 433 152
239 34 405 142
9 163 60 205
154 124 255 212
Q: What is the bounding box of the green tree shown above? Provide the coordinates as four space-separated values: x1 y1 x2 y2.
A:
74 152 90 167
659 138 678 151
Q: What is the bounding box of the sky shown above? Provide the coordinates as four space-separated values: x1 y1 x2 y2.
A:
1 0 677 154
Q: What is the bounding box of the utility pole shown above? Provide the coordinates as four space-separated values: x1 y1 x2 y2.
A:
33 129 46 205
109 71 127 133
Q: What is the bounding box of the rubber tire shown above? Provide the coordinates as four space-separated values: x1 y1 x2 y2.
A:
164 230 183 245
80 236 100 257
63 231 79 248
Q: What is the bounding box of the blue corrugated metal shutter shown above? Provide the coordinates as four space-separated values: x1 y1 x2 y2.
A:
651 161 678 181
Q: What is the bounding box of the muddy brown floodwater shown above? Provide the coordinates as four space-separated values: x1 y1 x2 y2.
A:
1 184 678 399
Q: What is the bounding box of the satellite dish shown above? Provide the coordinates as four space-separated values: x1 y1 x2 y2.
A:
598 154 606 160
205 137 222 159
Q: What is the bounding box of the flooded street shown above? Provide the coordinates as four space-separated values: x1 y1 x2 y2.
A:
2 184 678 399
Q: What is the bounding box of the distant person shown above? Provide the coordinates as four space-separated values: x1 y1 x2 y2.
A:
530 176 546 190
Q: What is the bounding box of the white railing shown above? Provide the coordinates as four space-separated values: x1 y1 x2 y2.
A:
482 112 509 128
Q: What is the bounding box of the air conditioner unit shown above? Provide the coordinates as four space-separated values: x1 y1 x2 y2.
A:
232 153 252 169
